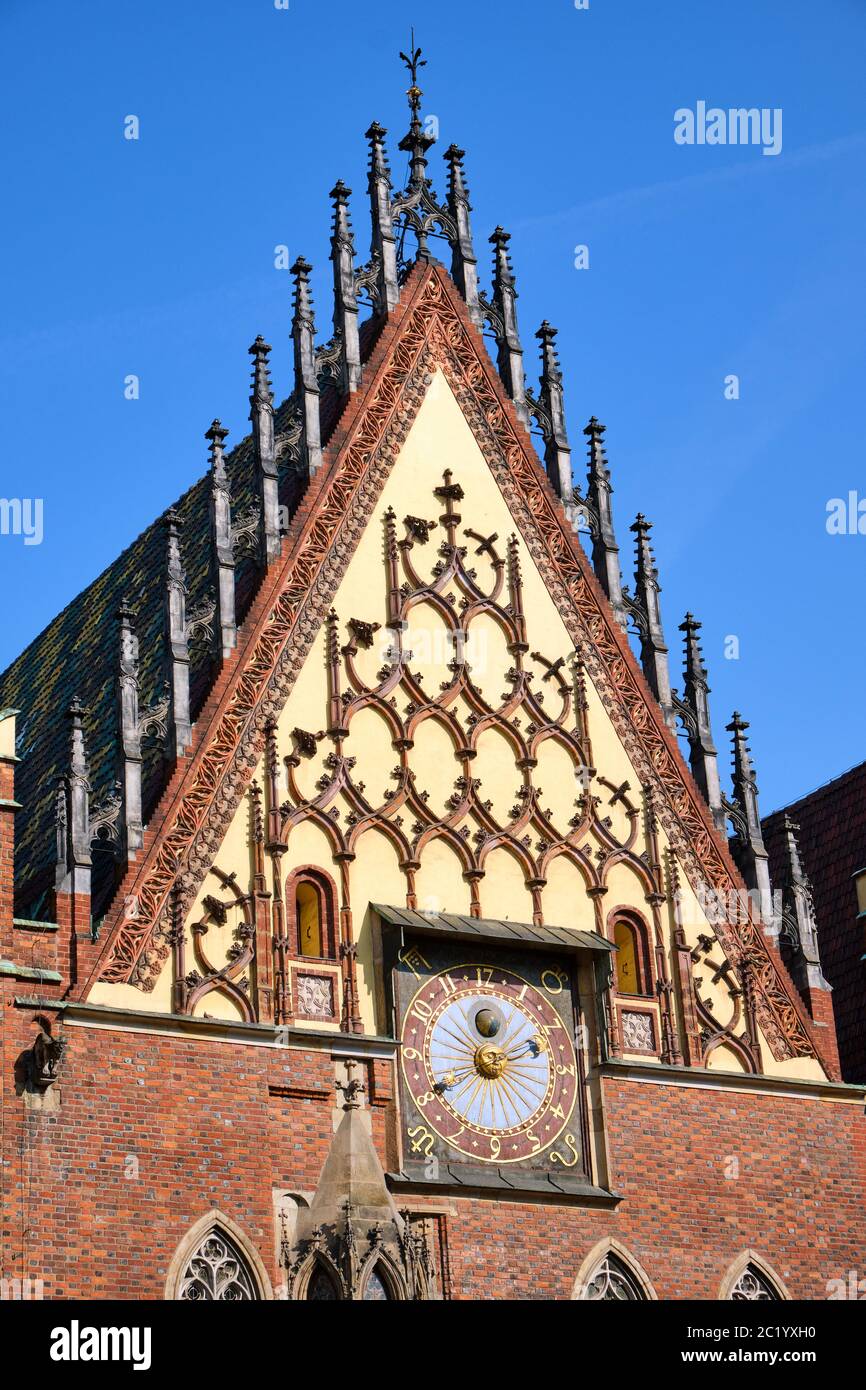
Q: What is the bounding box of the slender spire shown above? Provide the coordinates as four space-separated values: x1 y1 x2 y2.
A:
488 228 527 425
163 507 192 757
630 515 674 725
248 335 281 564
291 257 323 478
398 31 434 197
444 145 481 328
206 419 237 659
535 323 573 503
116 599 143 853
727 712 772 912
330 181 362 392
365 122 399 314
56 697 91 897
679 614 724 829
584 418 626 629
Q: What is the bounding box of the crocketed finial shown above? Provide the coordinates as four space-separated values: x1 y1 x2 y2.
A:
291 256 323 477
583 418 626 629
248 336 279 565
398 29 433 188
630 513 673 724
330 180 361 391
205 419 229 482
678 613 724 829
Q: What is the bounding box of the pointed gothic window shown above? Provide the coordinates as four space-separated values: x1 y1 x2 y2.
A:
362 1266 392 1300
178 1229 258 1301
729 1264 781 1301
612 914 651 996
307 1266 341 1300
582 1253 646 1301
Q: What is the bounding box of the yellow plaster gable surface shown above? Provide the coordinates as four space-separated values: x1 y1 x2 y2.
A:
89 368 826 1083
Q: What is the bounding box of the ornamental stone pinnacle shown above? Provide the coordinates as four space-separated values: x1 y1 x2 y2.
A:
206 419 237 660
679 613 724 829
535 322 573 504
489 227 527 424
163 508 192 757
330 180 362 392
584 417 626 630
248 335 281 564
630 513 674 727
727 711 773 913
291 256 323 477
444 144 481 328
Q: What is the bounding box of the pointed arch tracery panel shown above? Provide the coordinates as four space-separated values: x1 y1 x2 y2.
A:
720 1251 789 1301
165 1210 272 1302
582 1253 646 1301
572 1239 657 1301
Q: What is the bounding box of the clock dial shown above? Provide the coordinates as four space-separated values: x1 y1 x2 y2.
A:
400 962 579 1164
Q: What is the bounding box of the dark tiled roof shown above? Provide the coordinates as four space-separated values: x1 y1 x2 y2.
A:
0 395 304 921
764 763 866 1082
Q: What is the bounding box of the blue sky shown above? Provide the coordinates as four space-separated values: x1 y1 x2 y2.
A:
1 0 864 813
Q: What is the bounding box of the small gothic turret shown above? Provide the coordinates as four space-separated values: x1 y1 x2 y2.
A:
249 335 281 564
55 697 91 898
584 418 626 629
630 515 674 726
116 599 143 853
330 181 362 392
727 712 773 915
366 122 400 313
679 614 724 829
206 419 237 659
488 228 527 425
163 508 192 757
444 145 481 328
535 323 572 503
291 257 323 478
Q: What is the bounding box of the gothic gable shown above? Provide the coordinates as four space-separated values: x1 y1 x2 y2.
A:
79 263 828 1078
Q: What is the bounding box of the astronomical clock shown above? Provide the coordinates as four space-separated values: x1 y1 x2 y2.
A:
386 929 595 1193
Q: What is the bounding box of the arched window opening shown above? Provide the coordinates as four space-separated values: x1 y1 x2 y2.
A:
582 1253 646 1301
362 1266 392 1301
296 879 323 957
729 1264 781 1301
178 1228 258 1301
613 916 651 996
307 1266 341 1300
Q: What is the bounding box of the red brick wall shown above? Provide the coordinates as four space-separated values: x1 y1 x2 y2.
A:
1 1018 863 1300
0 757 16 955
444 1075 866 1299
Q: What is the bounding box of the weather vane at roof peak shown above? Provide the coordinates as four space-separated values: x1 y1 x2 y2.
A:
399 27 426 109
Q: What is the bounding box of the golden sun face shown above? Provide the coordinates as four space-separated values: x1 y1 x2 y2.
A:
474 1043 508 1079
